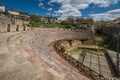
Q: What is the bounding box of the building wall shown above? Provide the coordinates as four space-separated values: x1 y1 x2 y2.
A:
8 11 20 15
0 6 5 12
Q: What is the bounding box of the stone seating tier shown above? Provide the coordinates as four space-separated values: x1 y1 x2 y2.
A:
0 28 95 80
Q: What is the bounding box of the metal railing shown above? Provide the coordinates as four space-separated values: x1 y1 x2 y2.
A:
55 47 106 80
102 27 120 76
54 41 120 80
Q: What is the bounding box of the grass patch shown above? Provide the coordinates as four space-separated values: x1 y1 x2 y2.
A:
66 48 83 55
66 48 104 56
95 35 103 41
83 49 104 56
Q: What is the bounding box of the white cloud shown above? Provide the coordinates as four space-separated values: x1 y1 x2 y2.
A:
48 8 52 11
48 2 54 6
38 0 45 7
93 0 118 7
42 6 45 9
49 0 119 20
39 2 44 7
46 13 51 15
38 0 45 9
90 9 120 21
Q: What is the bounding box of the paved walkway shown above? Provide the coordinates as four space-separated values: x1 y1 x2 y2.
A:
86 54 112 77
71 51 113 77
0 30 92 80
107 50 120 72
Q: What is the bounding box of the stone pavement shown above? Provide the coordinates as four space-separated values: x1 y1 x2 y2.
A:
107 50 120 73
0 29 92 80
71 51 113 77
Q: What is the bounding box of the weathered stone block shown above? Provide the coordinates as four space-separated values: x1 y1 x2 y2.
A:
10 25 17 32
1 24 8 32
70 40 82 47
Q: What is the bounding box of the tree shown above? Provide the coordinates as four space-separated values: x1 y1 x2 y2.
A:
61 20 69 25
95 21 111 29
67 16 75 26
30 15 40 22
88 18 94 28
61 20 73 28
3 11 9 16
0 11 3 15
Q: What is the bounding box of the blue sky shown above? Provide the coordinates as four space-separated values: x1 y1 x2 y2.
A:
0 0 120 21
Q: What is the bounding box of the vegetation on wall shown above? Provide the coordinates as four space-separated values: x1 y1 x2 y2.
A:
28 21 64 28
61 20 74 28
95 32 120 52
0 11 3 15
88 18 94 28
3 11 10 16
95 21 113 29
30 15 40 22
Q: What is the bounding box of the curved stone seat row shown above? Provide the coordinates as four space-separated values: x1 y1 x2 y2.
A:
0 28 93 80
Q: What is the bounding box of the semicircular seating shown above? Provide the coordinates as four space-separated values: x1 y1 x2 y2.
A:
0 28 93 80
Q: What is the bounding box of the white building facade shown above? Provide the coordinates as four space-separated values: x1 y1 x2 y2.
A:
8 10 20 16
0 3 5 12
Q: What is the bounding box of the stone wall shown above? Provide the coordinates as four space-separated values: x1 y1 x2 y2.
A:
54 38 97 53
0 17 30 32
55 40 82 53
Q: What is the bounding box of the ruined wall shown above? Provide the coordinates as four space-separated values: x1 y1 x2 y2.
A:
55 40 82 53
0 17 30 32
54 39 97 53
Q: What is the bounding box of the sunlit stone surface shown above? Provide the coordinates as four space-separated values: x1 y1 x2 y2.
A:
0 29 92 80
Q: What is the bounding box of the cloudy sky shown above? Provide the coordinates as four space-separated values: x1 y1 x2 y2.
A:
0 0 120 21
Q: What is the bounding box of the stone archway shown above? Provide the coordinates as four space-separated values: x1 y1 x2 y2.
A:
16 25 19 31
7 24 10 32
